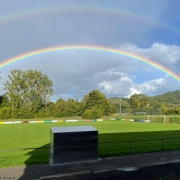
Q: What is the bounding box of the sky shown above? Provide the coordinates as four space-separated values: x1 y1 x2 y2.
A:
0 0 180 101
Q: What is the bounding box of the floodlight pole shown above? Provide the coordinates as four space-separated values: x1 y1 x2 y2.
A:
119 90 122 115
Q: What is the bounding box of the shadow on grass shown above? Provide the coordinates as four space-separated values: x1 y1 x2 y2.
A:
18 144 50 180
5 129 180 179
0 144 50 167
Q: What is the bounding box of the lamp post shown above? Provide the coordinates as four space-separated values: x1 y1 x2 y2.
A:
119 90 121 115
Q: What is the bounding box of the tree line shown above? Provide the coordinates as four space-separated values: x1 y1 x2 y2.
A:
0 69 180 119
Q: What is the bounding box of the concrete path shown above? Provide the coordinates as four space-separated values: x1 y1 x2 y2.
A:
0 150 180 180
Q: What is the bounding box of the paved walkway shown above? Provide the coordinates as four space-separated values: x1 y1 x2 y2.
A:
1 150 180 180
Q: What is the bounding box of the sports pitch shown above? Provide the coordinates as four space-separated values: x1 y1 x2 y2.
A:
0 121 180 167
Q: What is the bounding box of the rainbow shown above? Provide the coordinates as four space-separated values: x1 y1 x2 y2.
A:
0 45 180 82
0 6 179 36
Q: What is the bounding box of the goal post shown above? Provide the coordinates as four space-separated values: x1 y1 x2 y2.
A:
147 115 166 123
135 112 146 116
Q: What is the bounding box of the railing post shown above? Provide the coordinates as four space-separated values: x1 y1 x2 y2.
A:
130 141 131 153
162 139 163 150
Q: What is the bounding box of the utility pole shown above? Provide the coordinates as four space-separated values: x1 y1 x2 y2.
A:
119 90 121 115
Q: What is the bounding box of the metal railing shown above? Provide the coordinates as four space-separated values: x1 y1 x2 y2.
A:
1 136 180 155
99 137 180 155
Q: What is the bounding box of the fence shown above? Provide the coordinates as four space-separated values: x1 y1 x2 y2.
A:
1 137 180 167
99 136 180 156
118 108 162 115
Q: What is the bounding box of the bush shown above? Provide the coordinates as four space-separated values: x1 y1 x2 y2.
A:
0 107 12 119
82 108 103 119
18 111 34 119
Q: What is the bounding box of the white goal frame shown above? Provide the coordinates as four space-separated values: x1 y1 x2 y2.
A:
147 115 166 123
135 112 146 116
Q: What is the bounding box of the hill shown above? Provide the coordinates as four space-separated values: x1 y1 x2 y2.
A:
108 90 180 108
151 90 180 104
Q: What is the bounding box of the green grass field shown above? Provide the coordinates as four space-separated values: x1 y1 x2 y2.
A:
0 121 180 167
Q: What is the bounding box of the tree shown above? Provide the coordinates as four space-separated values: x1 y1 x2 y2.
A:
160 104 168 114
4 69 54 112
130 93 150 108
108 98 131 113
53 98 67 117
0 95 9 107
0 107 14 119
83 90 116 116
36 102 55 118
53 98 82 118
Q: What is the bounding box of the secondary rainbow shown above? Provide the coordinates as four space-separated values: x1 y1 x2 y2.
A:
0 6 179 36
0 45 180 83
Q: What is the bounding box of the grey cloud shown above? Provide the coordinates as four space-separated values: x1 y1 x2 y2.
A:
119 43 180 74
0 0 179 100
